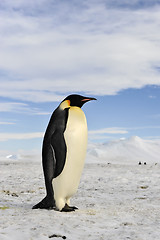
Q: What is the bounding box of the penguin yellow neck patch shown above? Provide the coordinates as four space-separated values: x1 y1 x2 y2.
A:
59 100 71 110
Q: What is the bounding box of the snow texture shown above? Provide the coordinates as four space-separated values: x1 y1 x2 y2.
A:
0 137 160 239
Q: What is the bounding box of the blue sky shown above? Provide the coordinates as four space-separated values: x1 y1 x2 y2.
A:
0 0 160 154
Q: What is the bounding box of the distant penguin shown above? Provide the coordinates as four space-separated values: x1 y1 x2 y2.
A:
33 94 96 211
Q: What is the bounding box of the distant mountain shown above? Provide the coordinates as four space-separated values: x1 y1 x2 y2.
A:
87 136 160 164
1 136 160 165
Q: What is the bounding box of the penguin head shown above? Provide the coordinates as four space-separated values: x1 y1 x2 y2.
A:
60 94 96 109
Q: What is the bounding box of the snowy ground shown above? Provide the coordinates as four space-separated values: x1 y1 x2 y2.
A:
0 137 160 240
0 160 160 240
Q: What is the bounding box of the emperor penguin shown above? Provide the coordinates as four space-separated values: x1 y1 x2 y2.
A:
32 94 96 211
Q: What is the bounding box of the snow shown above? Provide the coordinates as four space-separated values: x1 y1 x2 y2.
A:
0 136 160 239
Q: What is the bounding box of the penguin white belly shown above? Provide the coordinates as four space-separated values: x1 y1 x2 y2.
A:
52 107 88 210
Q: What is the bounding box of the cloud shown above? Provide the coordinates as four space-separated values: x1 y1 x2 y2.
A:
0 1 160 102
89 127 128 135
98 0 160 9
128 126 160 130
88 125 160 141
0 102 29 112
0 102 50 115
89 127 128 140
0 122 15 125
0 132 44 141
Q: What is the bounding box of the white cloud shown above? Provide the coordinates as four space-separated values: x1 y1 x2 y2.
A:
0 1 160 102
0 132 44 141
0 122 15 125
0 102 50 115
89 127 128 135
88 125 160 141
0 102 28 112
89 127 128 140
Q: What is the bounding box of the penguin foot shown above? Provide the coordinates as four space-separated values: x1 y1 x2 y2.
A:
61 204 78 212
32 196 55 210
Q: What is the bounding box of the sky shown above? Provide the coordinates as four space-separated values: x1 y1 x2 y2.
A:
0 0 160 154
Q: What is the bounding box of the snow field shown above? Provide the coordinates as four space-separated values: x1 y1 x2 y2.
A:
0 159 160 240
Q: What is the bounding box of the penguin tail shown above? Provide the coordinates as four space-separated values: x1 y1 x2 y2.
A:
32 196 55 210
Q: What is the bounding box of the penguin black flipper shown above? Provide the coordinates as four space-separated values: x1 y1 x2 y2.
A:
50 130 67 178
32 107 69 210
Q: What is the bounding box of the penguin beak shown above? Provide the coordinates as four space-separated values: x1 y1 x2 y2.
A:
81 97 97 102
